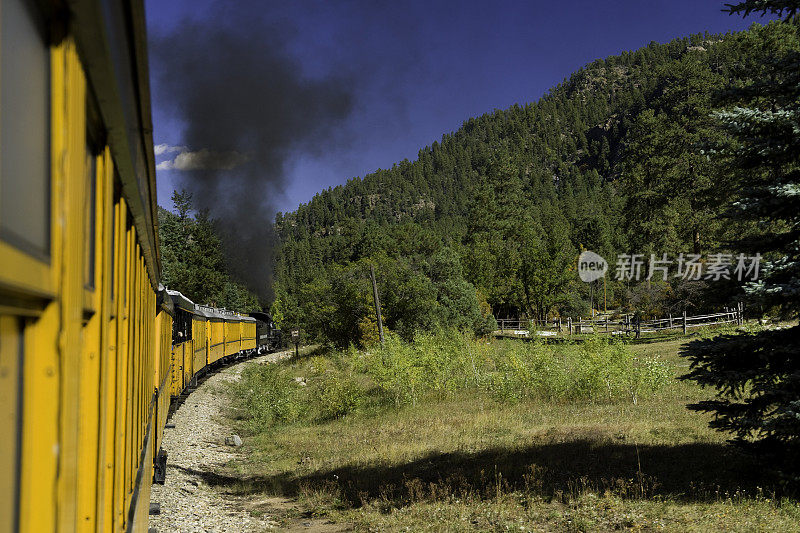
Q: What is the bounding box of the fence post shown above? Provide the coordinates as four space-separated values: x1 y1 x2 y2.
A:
669 313 673 329
557 317 562 333
682 310 687 335
605 317 609 334
635 315 641 339
568 317 572 335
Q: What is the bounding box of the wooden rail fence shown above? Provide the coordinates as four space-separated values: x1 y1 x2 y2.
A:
496 303 744 339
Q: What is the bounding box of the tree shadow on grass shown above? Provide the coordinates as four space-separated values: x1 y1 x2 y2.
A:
179 437 784 509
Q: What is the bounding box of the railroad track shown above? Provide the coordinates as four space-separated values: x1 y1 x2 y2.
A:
149 349 295 533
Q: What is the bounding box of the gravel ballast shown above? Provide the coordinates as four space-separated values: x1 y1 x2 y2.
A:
148 350 293 533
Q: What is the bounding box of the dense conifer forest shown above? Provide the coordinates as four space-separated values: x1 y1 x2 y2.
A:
269 19 799 347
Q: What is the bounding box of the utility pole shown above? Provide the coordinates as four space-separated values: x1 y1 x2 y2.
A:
370 264 385 345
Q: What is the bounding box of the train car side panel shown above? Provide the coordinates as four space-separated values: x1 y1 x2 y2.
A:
171 342 184 397
224 319 240 357
78 140 116 529
192 315 207 376
154 305 173 465
184 336 192 387
1 2 163 531
13 28 67 531
209 319 224 363
242 319 256 351
54 37 89 532
93 146 117 531
0 317 21 533
99 194 127 531
18 306 61 533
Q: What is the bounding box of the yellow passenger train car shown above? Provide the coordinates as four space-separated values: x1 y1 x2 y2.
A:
0 0 167 530
166 290 257 393
0 2 276 531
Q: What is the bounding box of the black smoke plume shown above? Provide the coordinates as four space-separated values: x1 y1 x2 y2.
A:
149 2 354 302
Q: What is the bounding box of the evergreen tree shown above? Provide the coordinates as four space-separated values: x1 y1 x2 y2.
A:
682 1 800 477
519 205 576 320
429 247 486 332
159 190 261 313
620 53 726 256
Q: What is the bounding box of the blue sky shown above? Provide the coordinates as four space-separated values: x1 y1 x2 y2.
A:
145 0 770 215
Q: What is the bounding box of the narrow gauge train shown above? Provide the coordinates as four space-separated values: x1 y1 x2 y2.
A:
166 289 282 399
0 1 278 531
156 290 281 482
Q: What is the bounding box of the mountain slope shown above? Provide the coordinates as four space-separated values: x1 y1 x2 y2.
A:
272 21 800 344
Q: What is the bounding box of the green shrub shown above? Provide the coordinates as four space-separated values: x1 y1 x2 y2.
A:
235 363 306 431
359 331 672 406
312 373 365 420
626 355 673 404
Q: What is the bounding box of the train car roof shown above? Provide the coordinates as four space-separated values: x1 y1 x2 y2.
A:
165 289 195 313
69 0 161 289
194 304 256 322
165 290 254 321
191 307 214 319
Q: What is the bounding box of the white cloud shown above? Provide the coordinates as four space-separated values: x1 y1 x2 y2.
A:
156 148 250 171
154 143 188 156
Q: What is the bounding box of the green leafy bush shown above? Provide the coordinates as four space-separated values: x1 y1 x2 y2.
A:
236 363 306 431
313 373 365 420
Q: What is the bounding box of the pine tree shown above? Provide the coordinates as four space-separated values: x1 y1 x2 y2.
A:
158 190 261 312
681 2 800 477
463 156 528 316
620 52 726 257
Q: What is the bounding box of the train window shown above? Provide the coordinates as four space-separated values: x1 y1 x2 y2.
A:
0 0 51 260
171 311 179 341
171 308 192 344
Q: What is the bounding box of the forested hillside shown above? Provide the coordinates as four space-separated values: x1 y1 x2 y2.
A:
272 20 800 346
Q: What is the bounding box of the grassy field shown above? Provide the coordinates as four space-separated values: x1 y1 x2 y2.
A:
219 328 800 531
